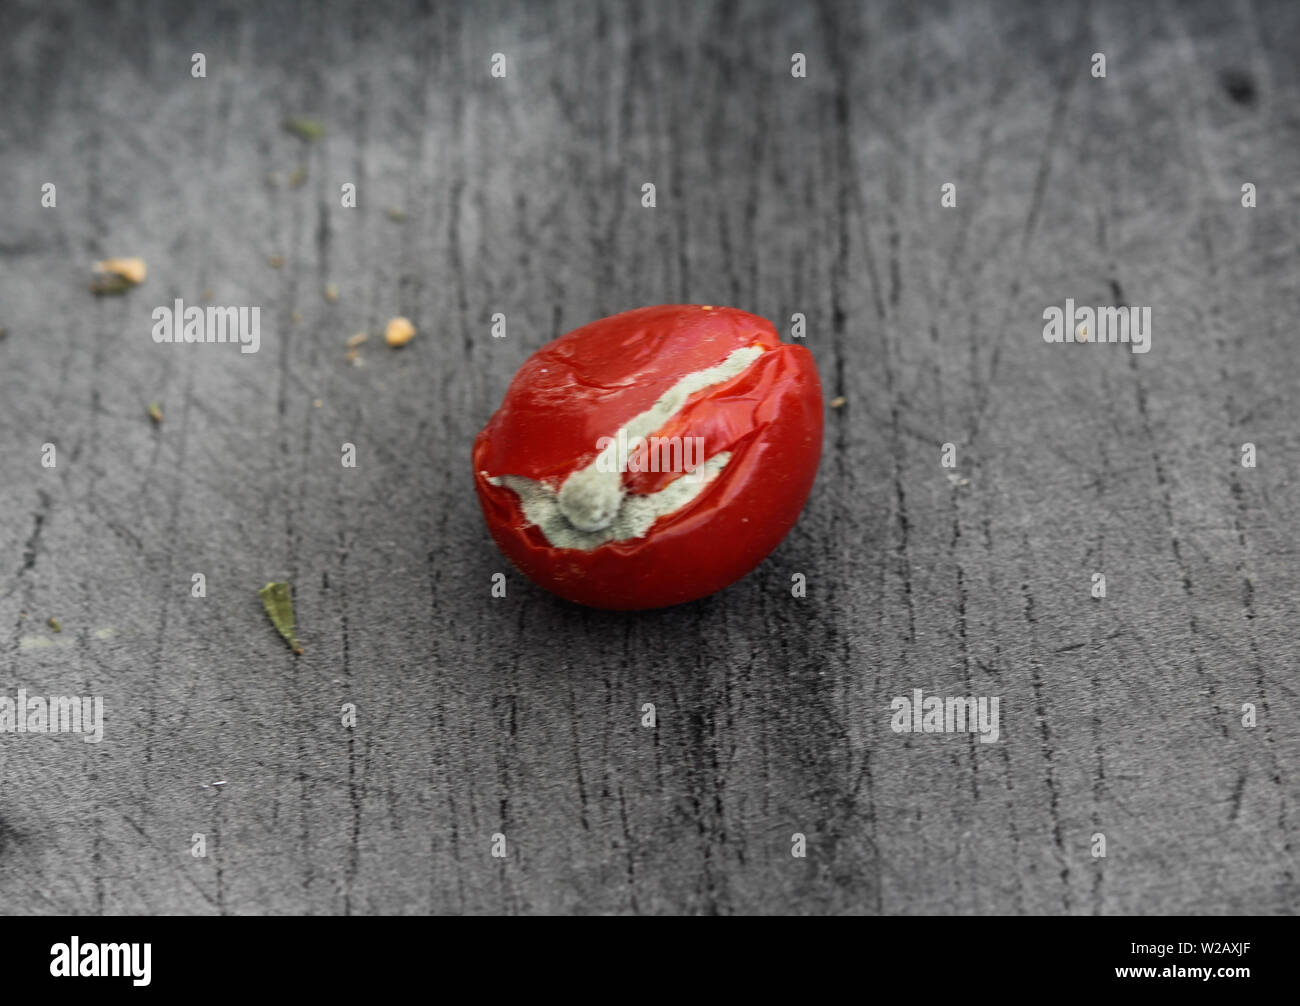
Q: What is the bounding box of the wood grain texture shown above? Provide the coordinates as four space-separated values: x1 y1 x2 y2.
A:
0 0 1297 915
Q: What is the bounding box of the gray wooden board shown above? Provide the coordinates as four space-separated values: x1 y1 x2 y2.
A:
0 0 1297 915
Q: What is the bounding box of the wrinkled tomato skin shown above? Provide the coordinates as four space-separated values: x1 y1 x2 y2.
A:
472 305 823 610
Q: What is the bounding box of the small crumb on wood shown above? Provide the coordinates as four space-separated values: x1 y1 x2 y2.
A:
94 257 147 285
47 617 62 633
344 334 366 364
385 317 416 348
146 401 163 424
91 257 147 294
829 396 846 408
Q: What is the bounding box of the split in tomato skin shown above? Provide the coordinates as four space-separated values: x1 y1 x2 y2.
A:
473 305 823 610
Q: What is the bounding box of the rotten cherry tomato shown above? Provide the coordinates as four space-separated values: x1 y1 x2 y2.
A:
472 304 823 610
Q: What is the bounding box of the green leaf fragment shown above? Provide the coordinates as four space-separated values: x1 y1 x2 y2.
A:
146 401 163 424
90 275 133 295
47 616 62 633
283 117 325 141
259 581 303 655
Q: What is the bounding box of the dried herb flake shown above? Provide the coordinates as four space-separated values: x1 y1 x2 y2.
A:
90 274 134 296
259 581 303 655
283 117 325 142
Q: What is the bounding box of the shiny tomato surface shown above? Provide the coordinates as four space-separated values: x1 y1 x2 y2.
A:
473 305 823 610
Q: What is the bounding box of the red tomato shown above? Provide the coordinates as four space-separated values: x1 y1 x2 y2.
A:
472 305 823 610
